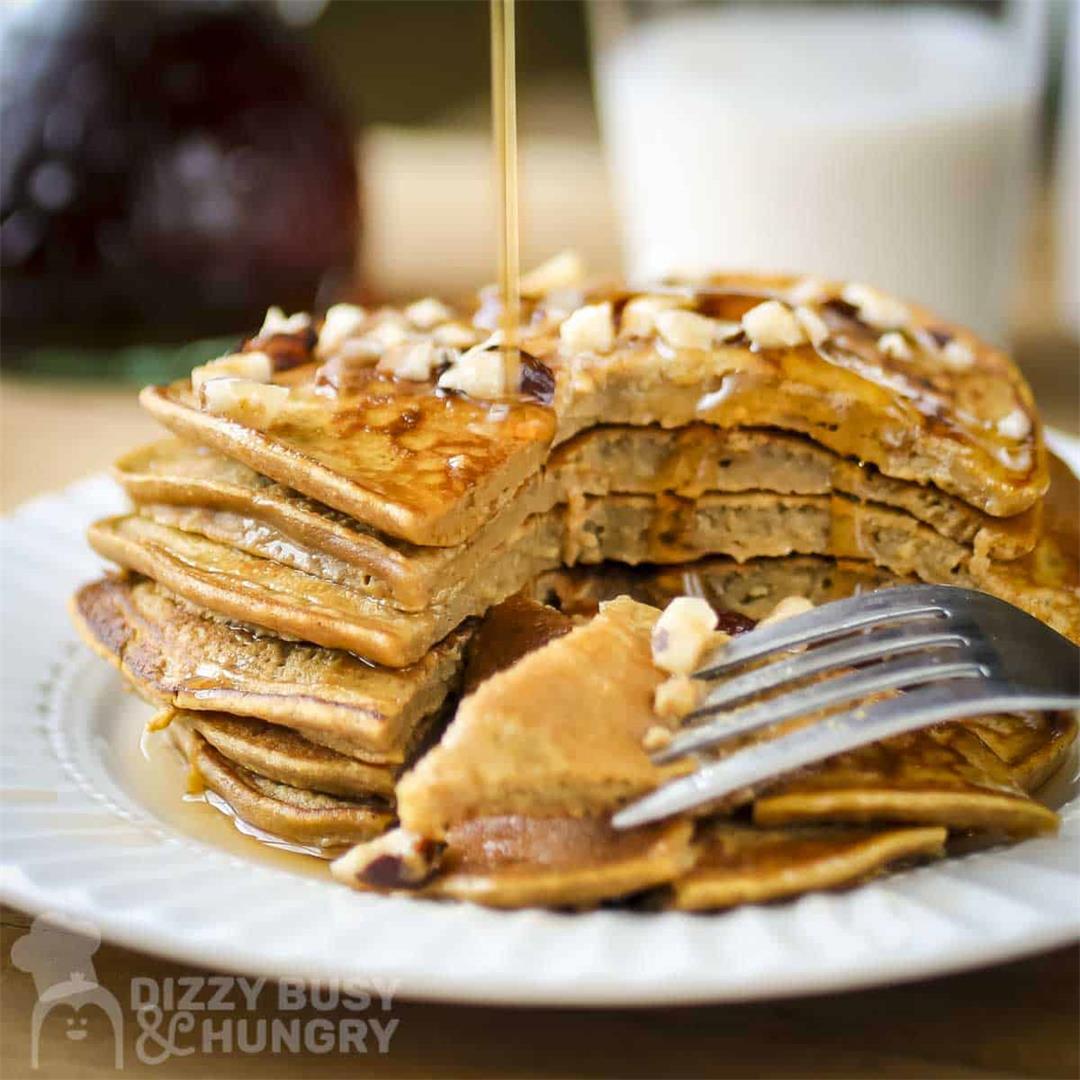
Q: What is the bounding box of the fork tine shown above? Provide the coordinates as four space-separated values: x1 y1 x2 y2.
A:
695 618 969 713
695 584 952 679
612 679 1056 830
653 651 985 763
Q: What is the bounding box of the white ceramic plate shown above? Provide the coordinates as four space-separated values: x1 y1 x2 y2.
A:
2 433 1078 1006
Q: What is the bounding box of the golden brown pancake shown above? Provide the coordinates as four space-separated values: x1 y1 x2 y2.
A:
140 372 556 547
168 710 399 800
532 555 904 621
396 596 682 838
963 713 1078 792
116 426 1036 611
169 721 393 850
753 725 1060 837
69 575 467 761
671 823 947 910
89 466 1079 664
333 817 696 909
139 275 1044 552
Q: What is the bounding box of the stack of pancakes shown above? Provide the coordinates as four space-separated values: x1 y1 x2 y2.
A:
71 268 1078 907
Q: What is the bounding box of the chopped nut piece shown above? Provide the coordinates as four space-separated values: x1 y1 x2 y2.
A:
655 308 720 350
377 340 453 381
742 300 807 349
878 331 913 362
652 596 720 675
789 276 828 305
315 347 380 394
259 306 312 338
653 678 705 722
437 344 508 398
642 723 676 752
200 377 289 428
941 339 976 372
191 351 273 395
365 314 410 351
405 297 453 329
996 407 1032 441
758 595 814 628
316 304 367 358
433 321 481 348
518 250 585 298
330 828 442 890
620 294 689 338
840 283 909 330
795 305 830 347
560 301 615 354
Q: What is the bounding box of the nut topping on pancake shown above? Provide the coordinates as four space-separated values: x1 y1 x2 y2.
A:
651 596 723 675
200 377 288 428
377 340 452 382
433 321 483 349
559 301 615 354
518 249 585 298
794 305 831 347
331 828 442 889
655 309 728 351
438 340 509 398
758 595 815 627
877 331 913 362
258 306 312 338
620 294 689 338
741 300 807 349
940 339 976 372
315 303 367 358
840 283 910 330
653 676 704 721
997 407 1032 442
404 297 453 329
191 351 273 395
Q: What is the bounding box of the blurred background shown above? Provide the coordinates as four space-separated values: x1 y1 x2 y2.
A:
1 0 1077 507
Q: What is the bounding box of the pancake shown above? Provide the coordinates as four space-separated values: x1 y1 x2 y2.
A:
169 721 394 850
115 425 1036 614
167 710 399 800
140 371 556 547
396 596 682 839
753 724 1060 837
963 712 1078 792
69 575 468 761
332 818 696 909
139 275 1044 553
88 471 1079 665
532 555 904 621
671 823 947 910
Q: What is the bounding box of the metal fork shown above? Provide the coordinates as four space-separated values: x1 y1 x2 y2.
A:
613 585 1080 829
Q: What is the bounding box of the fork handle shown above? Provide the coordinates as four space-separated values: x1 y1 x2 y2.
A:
612 681 1079 829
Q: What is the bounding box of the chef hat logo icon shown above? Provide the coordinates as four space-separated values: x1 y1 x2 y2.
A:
11 913 123 1069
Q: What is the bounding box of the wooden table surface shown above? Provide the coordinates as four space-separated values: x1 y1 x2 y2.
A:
2 905 1077 1079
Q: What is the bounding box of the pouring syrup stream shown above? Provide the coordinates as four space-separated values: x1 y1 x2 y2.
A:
491 0 521 376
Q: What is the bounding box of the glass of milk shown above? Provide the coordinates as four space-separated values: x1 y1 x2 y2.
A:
591 1 1047 343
